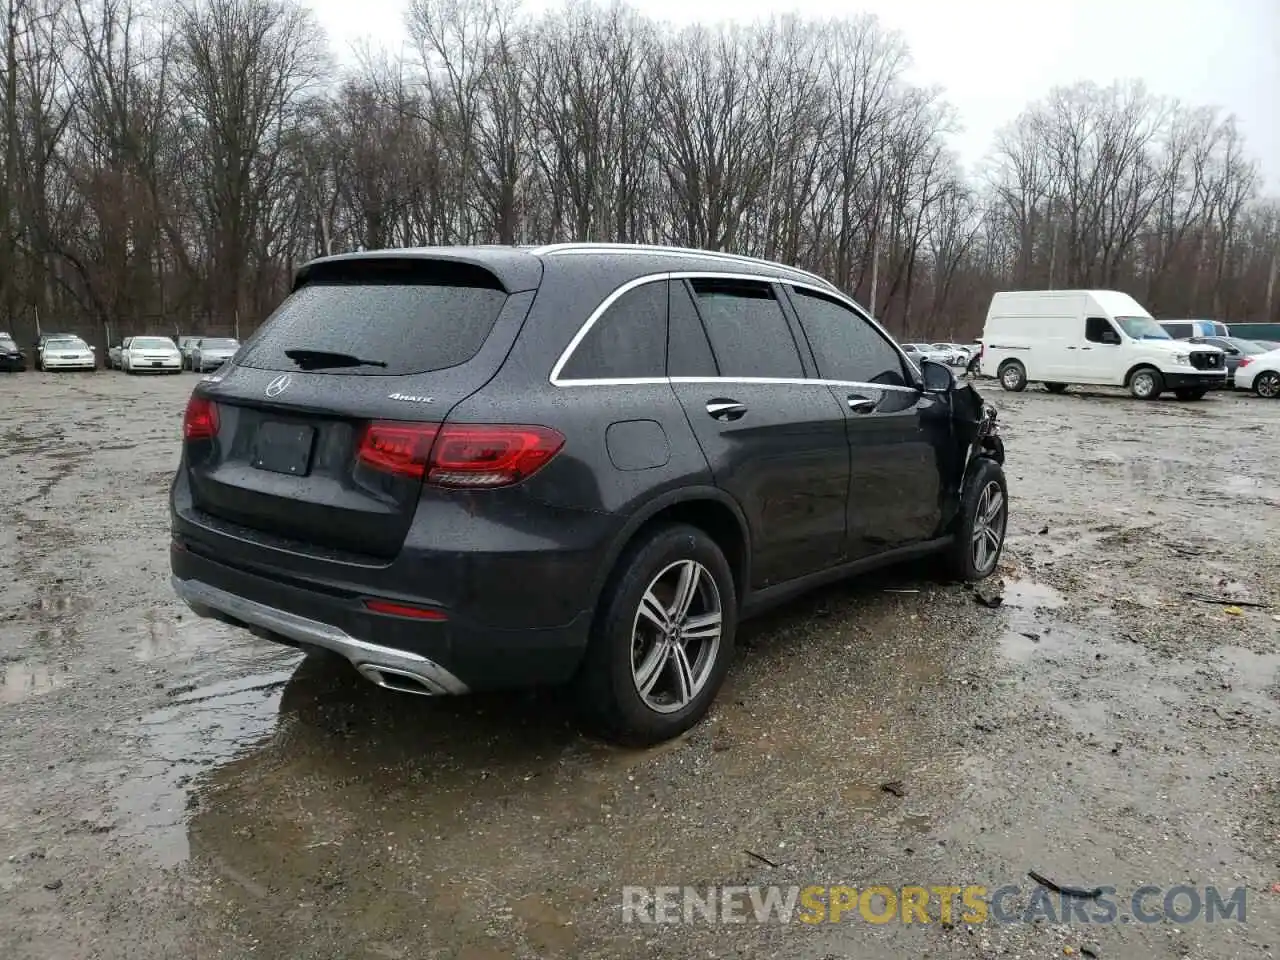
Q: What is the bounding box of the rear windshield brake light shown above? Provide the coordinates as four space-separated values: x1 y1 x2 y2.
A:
357 422 564 487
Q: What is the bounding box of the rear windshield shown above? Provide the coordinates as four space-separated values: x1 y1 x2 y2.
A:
236 278 508 376
0 337 16 350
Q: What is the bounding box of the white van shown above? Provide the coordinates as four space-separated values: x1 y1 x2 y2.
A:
980 290 1228 400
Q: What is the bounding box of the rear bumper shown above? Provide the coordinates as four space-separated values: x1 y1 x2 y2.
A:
170 536 595 693
1163 371 1229 389
172 574 470 694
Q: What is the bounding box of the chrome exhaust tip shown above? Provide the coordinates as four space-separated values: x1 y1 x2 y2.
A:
355 663 449 696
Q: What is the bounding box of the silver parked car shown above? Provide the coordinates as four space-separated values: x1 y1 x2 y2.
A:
189 337 241 372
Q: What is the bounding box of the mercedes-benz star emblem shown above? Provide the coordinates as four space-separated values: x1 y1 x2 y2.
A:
265 374 292 398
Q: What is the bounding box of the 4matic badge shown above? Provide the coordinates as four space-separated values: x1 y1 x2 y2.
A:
388 392 434 403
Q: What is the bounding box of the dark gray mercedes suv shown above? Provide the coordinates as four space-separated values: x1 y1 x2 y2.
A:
170 243 1007 745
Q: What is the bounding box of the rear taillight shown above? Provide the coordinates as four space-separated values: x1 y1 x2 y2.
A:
357 422 440 478
356 421 565 487
429 424 565 487
183 395 218 440
1238 357 1253 368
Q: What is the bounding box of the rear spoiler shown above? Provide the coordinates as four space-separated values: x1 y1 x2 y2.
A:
292 248 542 295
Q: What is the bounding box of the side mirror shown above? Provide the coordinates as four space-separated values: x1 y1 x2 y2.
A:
89 345 96 351
920 358 956 392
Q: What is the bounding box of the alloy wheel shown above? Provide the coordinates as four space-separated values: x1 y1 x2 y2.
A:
1257 372 1280 399
971 481 1006 576
630 559 723 714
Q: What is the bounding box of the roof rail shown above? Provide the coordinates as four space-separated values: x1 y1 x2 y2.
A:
528 242 838 292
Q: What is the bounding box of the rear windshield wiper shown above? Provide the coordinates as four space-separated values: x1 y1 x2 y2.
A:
283 349 388 370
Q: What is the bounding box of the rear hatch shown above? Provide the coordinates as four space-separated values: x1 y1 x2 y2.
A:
182 255 538 560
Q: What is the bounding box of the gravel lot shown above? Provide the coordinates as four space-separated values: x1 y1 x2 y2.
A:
2 370 1278 959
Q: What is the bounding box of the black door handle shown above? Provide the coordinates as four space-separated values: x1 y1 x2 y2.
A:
847 394 876 413
706 399 747 421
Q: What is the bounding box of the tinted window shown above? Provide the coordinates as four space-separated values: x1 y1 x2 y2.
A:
1161 322 1191 339
688 279 803 379
560 280 667 380
1086 317 1118 343
668 280 717 377
237 278 507 376
789 287 907 386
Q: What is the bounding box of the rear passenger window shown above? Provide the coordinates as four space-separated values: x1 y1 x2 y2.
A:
788 287 907 387
560 280 667 380
668 280 718 378
688 279 803 379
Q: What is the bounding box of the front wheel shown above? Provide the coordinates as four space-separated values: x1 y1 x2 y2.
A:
1129 367 1163 400
998 360 1028 392
574 523 737 746
1174 388 1207 401
943 458 1008 582
1255 371 1280 399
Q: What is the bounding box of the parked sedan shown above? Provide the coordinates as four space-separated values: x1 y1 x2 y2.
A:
0 332 26 371
38 335 97 371
903 343 953 364
121 335 183 373
1234 347 1280 398
1187 336 1270 385
189 337 241 372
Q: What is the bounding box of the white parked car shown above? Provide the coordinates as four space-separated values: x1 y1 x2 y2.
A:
38 335 97 371
1233 348 1280 398
120 335 183 373
980 290 1228 400
929 343 963 365
189 337 241 372
903 343 952 364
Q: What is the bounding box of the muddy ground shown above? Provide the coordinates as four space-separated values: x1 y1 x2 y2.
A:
1 370 1278 959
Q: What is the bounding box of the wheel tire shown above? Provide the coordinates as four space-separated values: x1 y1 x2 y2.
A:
574 523 737 746
1129 366 1163 400
1174 388 1207 401
1044 382 1068 394
998 360 1027 392
1255 371 1280 399
942 458 1008 582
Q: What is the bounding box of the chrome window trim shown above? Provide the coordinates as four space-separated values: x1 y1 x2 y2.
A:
550 268 923 391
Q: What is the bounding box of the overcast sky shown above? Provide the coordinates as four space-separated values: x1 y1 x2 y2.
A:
307 0 1278 190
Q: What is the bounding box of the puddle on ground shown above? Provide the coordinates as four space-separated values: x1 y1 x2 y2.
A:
0 660 67 704
1209 646 1280 695
1218 473 1280 504
30 588 93 617
105 585 978 953
110 669 295 866
1001 579 1066 610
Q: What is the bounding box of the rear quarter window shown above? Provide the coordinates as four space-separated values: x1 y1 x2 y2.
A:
558 280 667 381
236 268 508 376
